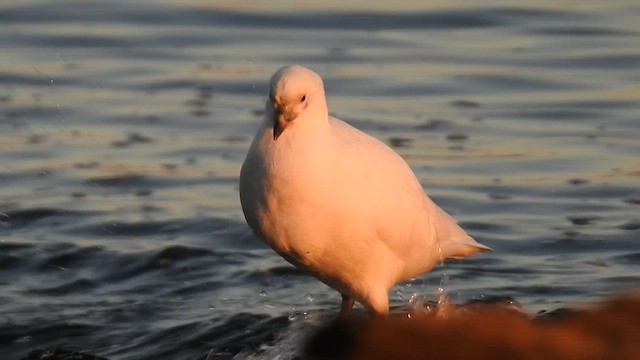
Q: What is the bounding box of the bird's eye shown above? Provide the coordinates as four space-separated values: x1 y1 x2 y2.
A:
300 95 306 102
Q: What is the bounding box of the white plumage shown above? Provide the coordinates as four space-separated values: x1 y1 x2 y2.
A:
239 65 490 316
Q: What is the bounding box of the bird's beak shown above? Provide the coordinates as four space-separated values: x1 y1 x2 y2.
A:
273 102 292 140
273 116 286 140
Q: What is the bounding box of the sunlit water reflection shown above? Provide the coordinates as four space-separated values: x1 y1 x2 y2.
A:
1 0 639 359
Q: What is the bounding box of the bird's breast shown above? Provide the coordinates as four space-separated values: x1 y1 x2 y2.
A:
243 128 333 258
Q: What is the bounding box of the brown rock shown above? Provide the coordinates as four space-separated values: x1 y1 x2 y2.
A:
304 294 640 360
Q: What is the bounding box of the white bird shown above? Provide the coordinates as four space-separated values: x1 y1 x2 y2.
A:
239 65 491 316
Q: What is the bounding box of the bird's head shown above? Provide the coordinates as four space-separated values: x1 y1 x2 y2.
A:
267 65 326 140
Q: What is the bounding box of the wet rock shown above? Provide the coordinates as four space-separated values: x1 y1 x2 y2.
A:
304 294 640 360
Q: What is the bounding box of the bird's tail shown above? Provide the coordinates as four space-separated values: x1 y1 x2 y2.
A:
444 236 492 260
428 202 492 259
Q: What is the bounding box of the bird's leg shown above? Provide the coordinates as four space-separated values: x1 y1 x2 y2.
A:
339 294 355 318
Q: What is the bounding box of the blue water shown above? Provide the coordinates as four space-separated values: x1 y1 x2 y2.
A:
1 1 639 359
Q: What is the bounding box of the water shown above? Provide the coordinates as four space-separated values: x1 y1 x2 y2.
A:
1 0 639 359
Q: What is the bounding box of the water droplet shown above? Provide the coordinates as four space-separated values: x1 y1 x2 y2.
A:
439 272 450 289
408 293 425 310
436 287 451 319
304 293 314 302
436 240 444 266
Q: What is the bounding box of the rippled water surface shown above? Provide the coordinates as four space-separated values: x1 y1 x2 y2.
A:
1 1 639 359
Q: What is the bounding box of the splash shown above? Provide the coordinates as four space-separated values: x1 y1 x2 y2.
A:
406 240 452 318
